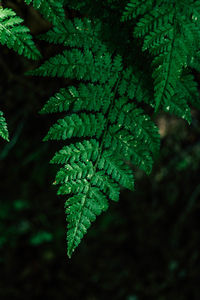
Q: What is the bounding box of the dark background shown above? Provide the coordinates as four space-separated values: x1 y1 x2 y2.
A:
0 1 200 299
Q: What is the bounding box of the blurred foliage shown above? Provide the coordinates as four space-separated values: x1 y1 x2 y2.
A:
0 1 200 299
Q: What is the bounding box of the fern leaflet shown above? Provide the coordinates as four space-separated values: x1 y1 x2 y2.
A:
0 111 9 142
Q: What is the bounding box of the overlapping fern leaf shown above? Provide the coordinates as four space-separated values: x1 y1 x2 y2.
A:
0 111 9 141
0 7 40 60
28 17 160 257
24 0 66 25
121 0 200 115
0 6 41 141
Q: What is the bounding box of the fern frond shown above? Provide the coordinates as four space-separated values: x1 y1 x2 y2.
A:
33 21 160 256
121 0 200 113
0 111 9 142
26 0 200 258
24 0 65 25
0 7 40 60
0 0 199 259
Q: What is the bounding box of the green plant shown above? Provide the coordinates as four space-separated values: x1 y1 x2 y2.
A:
0 110 9 141
0 5 41 141
0 0 199 257
24 0 66 25
122 0 200 113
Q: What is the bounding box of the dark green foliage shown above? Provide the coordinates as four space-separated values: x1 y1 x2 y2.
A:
24 0 66 25
1 0 200 258
0 111 9 141
0 7 40 60
0 6 40 140
27 0 199 257
122 0 200 113
34 30 160 255
38 18 102 51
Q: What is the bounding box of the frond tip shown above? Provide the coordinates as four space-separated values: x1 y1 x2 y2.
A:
66 191 109 258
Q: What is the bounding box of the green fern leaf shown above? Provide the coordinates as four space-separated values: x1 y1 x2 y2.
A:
0 111 9 142
162 71 200 123
0 7 40 60
40 83 111 114
41 50 159 256
122 0 200 114
50 140 99 165
29 14 160 257
27 48 113 83
1 0 199 259
43 113 106 141
179 72 200 110
24 0 65 25
66 190 108 258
